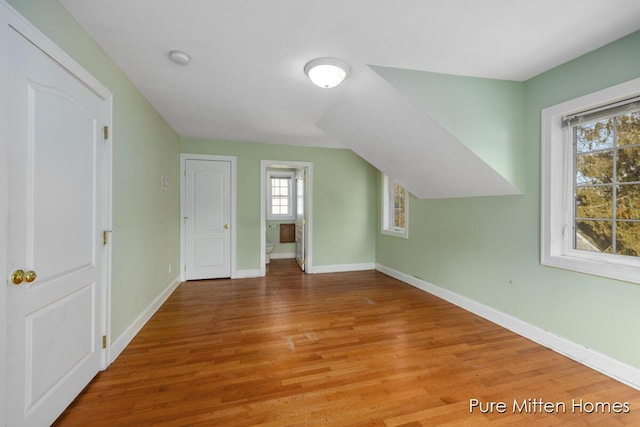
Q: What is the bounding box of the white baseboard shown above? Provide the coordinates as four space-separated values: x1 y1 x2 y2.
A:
309 262 376 274
376 263 640 391
233 269 262 279
109 275 181 362
270 252 296 259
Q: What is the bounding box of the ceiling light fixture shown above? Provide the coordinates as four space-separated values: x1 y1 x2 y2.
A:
169 50 191 65
304 58 350 88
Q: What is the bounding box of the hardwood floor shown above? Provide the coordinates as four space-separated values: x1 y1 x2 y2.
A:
54 260 640 426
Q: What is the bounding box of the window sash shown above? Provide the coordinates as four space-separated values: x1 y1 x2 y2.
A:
570 112 640 257
382 174 408 238
267 172 295 220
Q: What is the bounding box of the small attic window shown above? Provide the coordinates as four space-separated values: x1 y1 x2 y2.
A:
382 174 408 239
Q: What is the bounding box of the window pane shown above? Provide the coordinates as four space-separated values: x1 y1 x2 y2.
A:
616 112 640 147
269 174 293 218
576 119 614 153
576 186 613 219
616 222 640 257
617 184 640 220
576 150 613 185
575 219 613 253
392 183 406 229
616 146 640 182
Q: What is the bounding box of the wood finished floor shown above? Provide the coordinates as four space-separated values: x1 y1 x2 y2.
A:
54 260 640 426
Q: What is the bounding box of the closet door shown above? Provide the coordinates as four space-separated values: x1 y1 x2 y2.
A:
185 159 231 279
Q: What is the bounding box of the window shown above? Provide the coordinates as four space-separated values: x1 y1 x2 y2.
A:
267 170 295 220
541 77 640 284
382 174 408 238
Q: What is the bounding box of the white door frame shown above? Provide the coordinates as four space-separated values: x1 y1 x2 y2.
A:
260 160 313 276
180 154 237 280
0 2 113 423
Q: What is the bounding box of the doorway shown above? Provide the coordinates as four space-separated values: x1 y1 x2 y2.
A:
260 160 313 276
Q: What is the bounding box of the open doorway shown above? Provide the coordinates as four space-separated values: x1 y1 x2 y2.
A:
260 160 313 276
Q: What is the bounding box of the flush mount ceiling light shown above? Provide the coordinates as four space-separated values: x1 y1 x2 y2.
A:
304 58 350 88
169 50 190 65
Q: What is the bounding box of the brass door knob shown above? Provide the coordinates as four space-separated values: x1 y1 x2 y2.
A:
25 270 37 283
224 224 230 229
11 269 25 285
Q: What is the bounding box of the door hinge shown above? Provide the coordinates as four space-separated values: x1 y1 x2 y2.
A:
103 230 112 245
102 335 107 349
103 126 109 140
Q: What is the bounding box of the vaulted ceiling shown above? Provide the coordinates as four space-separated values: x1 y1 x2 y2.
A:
59 0 640 198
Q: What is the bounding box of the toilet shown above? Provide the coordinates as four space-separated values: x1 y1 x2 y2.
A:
265 242 274 264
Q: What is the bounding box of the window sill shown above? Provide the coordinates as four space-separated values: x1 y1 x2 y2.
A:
542 252 640 285
267 215 295 221
381 228 408 239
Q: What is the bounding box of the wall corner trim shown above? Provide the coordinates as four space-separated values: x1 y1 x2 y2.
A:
375 263 640 391
109 276 181 362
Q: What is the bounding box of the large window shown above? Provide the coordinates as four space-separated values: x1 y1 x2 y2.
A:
267 170 295 220
541 77 640 284
573 112 640 256
382 174 408 238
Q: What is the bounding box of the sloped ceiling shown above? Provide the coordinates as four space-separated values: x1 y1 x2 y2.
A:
317 66 521 199
57 0 640 198
371 65 526 194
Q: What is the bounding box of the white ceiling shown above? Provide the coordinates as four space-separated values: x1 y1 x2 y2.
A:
58 0 640 149
58 0 640 198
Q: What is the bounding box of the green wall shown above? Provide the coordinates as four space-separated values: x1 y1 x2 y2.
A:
8 0 182 341
181 139 378 270
376 31 640 368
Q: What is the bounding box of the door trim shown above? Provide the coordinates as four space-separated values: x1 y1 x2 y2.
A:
1 1 113 422
260 160 313 276
180 154 237 280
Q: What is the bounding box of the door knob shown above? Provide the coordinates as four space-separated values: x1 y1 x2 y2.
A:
224 224 230 229
11 269 25 285
25 270 37 283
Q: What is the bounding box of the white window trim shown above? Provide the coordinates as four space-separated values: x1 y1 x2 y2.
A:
381 174 409 239
267 170 295 221
541 76 640 285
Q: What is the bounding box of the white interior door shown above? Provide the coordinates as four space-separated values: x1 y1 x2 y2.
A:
185 159 231 279
295 169 306 271
6 27 108 426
